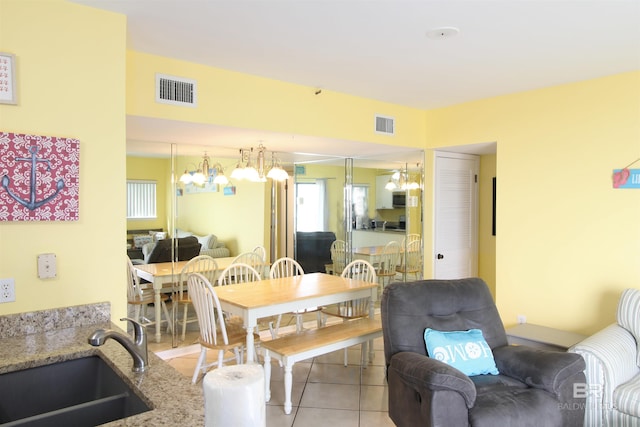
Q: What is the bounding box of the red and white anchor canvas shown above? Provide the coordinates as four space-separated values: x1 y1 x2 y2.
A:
0 132 79 221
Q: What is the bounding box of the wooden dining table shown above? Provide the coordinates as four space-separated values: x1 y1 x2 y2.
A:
214 272 379 362
352 245 404 265
133 256 239 342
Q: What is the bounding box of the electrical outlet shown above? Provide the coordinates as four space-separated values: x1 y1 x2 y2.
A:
517 314 527 324
0 278 16 303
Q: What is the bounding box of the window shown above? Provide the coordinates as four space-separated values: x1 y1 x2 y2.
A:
352 185 369 219
127 180 157 219
296 180 328 231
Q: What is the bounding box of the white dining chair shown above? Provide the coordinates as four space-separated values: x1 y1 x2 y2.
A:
329 239 347 276
175 255 219 341
188 273 258 383
252 245 267 262
396 239 422 281
269 257 322 336
126 257 172 334
401 233 421 248
217 262 261 285
321 259 377 366
376 241 401 290
217 262 279 339
232 251 267 277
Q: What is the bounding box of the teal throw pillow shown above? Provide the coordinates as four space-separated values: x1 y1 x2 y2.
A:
423 328 499 376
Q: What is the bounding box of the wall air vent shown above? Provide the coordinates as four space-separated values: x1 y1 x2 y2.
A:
375 114 395 135
155 73 197 107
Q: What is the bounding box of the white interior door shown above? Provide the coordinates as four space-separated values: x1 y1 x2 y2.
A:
433 152 479 279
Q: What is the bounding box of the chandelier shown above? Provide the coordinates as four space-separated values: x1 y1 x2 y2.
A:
385 167 420 191
179 152 229 186
230 144 289 182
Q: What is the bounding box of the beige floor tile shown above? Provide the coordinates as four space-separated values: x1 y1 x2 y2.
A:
369 349 386 366
361 365 387 386
266 405 296 427
266 379 306 407
267 360 312 383
360 385 388 412
308 363 362 385
371 337 385 350
168 349 241 383
300 383 360 410
292 407 359 427
314 347 363 365
358 410 396 427
149 310 392 426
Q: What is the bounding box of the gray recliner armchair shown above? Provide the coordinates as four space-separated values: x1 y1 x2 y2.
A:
381 278 586 427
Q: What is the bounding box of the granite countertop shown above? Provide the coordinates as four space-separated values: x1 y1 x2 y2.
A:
0 303 204 426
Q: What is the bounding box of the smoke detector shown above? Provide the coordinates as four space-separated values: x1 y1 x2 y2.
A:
426 27 460 40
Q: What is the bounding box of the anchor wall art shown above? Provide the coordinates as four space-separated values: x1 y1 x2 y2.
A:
0 132 79 221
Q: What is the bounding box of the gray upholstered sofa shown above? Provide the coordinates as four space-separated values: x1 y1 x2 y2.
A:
569 288 640 426
381 278 586 427
141 229 229 263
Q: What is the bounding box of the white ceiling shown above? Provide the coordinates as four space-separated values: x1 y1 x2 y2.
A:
70 0 640 163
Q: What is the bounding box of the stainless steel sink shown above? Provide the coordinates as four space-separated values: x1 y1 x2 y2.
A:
0 356 151 426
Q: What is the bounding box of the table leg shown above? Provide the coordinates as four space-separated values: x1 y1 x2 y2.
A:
369 289 375 362
154 285 162 343
246 325 255 362
284 363 293 415
264 350 272 402
369 294 375 319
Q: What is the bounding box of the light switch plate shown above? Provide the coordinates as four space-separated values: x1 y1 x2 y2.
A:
37 253 57 279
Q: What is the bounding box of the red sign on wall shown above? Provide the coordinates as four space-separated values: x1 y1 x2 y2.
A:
0 132 79 221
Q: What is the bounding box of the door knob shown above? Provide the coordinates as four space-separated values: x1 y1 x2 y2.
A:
437 254 444 259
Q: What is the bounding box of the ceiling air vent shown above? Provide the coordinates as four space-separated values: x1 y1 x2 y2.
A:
155 73 197 107
375 114 395 135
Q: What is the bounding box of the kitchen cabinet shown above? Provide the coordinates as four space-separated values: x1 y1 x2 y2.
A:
376 175 394 209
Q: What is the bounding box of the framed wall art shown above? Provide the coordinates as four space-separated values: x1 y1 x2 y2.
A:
0 53 17 105
0 132 80 221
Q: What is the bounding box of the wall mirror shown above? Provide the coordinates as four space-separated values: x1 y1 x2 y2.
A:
126 135 424 348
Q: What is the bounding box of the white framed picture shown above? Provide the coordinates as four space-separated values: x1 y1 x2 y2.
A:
0 53 17 105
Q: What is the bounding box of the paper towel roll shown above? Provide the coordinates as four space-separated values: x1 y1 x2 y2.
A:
203 363 265 427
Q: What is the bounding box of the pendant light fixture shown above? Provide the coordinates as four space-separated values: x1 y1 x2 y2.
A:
229 144 289 182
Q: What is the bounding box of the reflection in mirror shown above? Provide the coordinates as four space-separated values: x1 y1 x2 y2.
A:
292 149 424 282
351 151 424 284
128 138 424 353
293 158 345 274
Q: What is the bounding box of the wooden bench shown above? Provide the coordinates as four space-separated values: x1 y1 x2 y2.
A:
261 317 382 414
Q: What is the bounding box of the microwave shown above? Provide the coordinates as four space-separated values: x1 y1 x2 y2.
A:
392 192 406 208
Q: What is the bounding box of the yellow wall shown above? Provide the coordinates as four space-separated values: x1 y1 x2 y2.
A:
479 154 497 297
174 155 269 256
0 0 127 321
127 51 426 149
426 72 640 334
